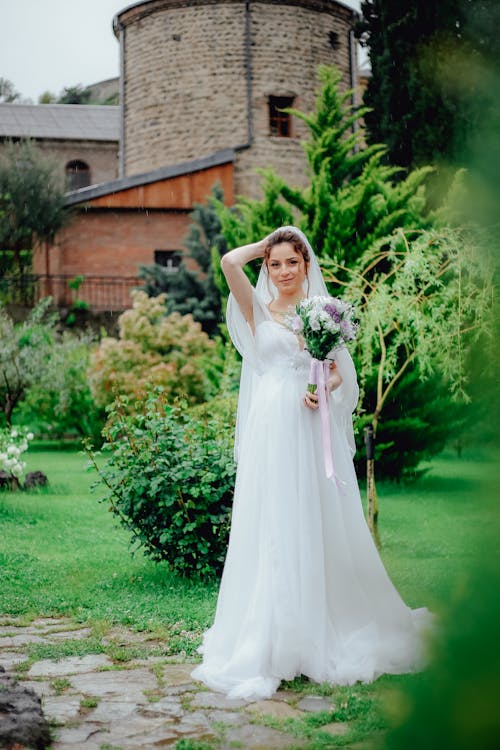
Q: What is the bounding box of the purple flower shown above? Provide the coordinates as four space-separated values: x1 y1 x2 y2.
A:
340 318 356 340
324 303 342 324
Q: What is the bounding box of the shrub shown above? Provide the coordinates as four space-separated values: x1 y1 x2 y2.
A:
15 330 105 443
88 390 237 579
88 291 216 410
0 300 104 441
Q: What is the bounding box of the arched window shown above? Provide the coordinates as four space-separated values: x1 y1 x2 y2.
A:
65 160 91 190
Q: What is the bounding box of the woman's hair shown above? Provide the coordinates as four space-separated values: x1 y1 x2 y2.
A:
264 228 310 266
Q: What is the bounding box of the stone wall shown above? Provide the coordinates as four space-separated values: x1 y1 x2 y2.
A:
36 139 119 187
0 138 118 189
118 0 355 196
238 0 354 195
120 0 248 176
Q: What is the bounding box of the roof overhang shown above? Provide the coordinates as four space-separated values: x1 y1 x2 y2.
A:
64 148 235 210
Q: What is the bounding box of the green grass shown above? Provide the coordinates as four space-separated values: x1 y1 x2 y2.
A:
0 445 496 749
0 447 217 644
0 447 493 632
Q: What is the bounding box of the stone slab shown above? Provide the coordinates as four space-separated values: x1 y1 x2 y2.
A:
46 628 92 640
92 713 172 742
19 680 55 698
43 695 82 723
318 721 349 736
87 698 142 722
52 721 110 745
206 708 247 726
0 650 28 671
101 625 160 645
224 722 302 749
138 695 183 719
296 694 334 712
246 699 303 719
32 618 71 628
28 653 112 677
70 667 157 701
0 633 51 647
176 709 213 733
190 690 248 710
162 662 197 686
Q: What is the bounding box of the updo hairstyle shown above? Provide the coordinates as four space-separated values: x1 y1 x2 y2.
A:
263 228 310 267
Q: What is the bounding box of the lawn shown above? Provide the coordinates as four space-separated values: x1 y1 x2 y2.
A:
0 445 493 635
0 445 496 749
0 450 496 642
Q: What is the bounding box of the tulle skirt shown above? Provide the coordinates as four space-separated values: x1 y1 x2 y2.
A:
191 366 432 700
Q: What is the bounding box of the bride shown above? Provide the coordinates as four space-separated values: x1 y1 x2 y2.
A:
191 226 432 700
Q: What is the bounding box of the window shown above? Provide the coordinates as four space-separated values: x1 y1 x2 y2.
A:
66 160 91 190
154 250 181 273
269 96 294 137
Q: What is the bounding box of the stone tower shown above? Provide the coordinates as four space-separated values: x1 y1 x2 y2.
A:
114 0 357 196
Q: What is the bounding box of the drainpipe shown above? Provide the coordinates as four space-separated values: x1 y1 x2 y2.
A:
348 24 359 147
236 0 254 151
113 14 126 177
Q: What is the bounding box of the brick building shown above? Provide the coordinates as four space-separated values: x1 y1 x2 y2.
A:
33 0 359 311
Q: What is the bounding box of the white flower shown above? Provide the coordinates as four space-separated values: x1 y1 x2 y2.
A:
7 445 20 457
309 311 321 331
19 442 28 453
27 432 34 441
10 429 18 438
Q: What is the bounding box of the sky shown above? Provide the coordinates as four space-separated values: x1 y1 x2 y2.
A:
1 0 361 103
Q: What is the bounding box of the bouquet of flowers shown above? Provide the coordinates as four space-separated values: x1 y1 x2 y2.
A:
285 296 358 481
285 294 358 371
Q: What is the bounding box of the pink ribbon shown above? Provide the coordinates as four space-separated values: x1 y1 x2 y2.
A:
309 358 343 488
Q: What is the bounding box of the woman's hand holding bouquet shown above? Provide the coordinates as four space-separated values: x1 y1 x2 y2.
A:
285 296 358 481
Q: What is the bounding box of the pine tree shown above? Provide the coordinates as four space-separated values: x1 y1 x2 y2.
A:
219 66 435 278
214 65 479 482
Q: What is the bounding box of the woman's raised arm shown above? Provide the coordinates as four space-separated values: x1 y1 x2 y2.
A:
221 239 266 330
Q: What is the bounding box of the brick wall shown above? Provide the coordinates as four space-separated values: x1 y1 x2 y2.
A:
34 209 191 279
33 209 192 309
118 0 355 196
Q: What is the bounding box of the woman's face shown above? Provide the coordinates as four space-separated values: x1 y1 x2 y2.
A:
267 242 307 296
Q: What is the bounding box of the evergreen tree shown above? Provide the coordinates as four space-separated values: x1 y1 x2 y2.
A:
214 66 479 481
217 67 436 279
357 1 500 170
138 184 227 335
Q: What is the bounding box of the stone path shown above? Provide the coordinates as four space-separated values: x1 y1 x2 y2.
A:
0 617 352 750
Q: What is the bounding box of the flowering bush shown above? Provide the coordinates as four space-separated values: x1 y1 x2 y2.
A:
0 427 34 481
88 291 217 411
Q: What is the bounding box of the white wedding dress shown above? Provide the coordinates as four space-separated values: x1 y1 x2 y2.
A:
192 231 432 701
